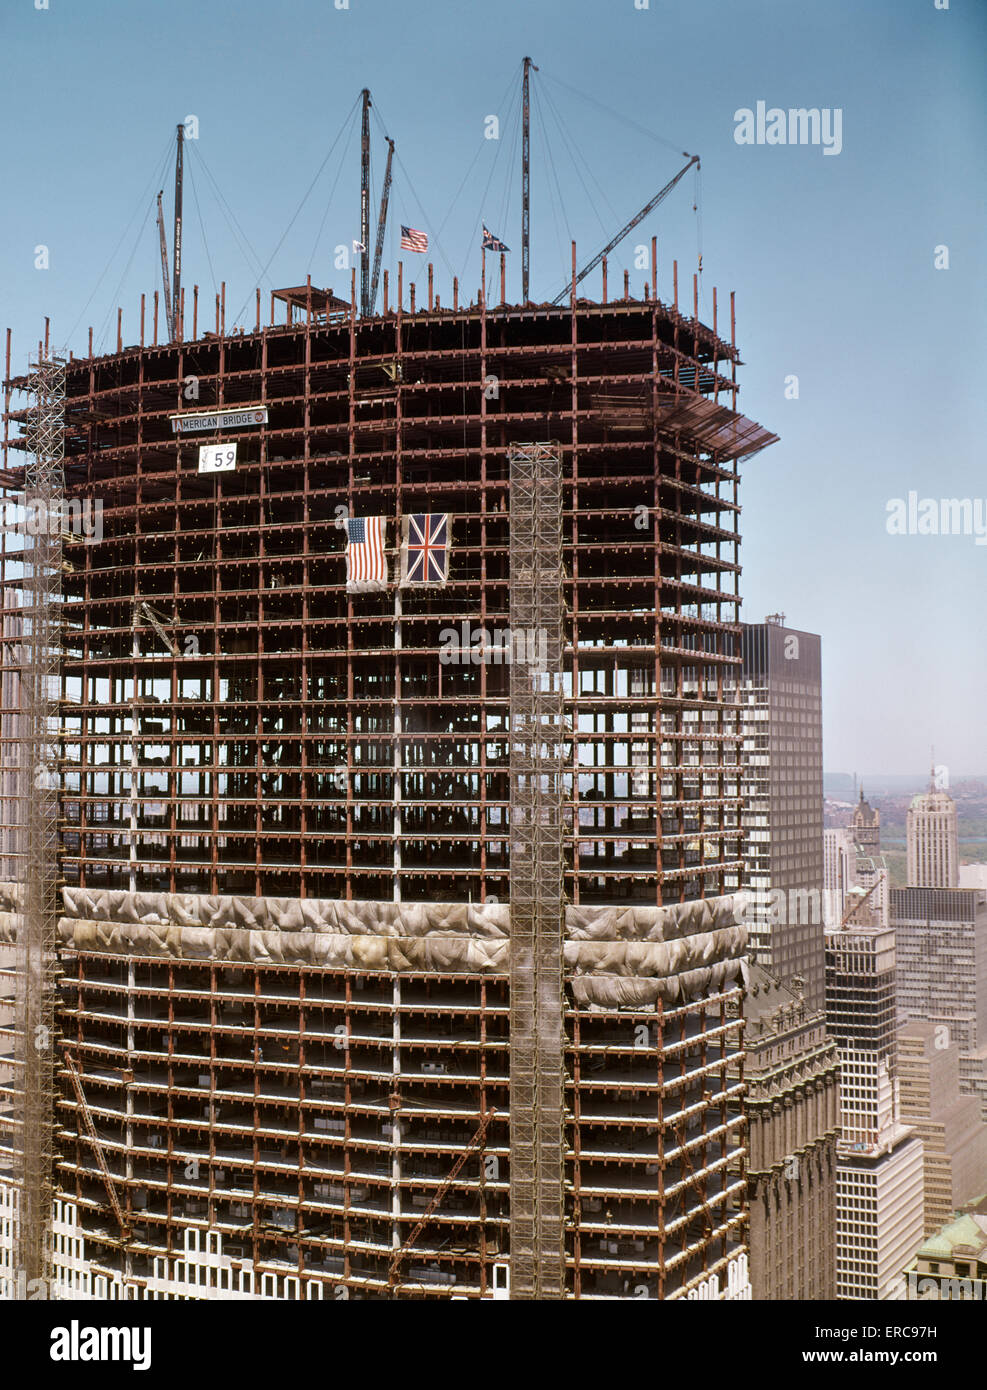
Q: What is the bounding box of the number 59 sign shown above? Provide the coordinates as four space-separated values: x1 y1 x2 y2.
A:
198 443 237 473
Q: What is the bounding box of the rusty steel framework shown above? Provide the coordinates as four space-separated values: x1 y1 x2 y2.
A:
0 263 774 1299
507 441 566 1298
10 355 65 1289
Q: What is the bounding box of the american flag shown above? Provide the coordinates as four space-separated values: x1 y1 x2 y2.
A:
400 225 429 253
401 513 450 587
345 516 388 590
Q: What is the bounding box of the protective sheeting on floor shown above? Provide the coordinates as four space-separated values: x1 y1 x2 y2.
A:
0 882 747 1006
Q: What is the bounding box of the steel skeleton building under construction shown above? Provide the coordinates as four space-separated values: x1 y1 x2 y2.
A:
0 113 778 1296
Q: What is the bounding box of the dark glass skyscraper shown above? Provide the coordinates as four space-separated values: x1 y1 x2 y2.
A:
740 618 825 1011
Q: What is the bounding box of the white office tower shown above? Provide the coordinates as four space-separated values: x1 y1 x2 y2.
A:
823 827 858 930
825 919 925 1299
907 776 959 889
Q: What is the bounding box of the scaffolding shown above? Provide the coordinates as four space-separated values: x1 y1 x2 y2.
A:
508 442 566 1299
12 355 65 1288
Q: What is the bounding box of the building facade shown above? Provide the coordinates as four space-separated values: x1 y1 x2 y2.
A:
739 965 839 1299
907 784 959 889
823 826 858 930
0 286 776 1299
825 921 925 1298
891 887 987 1061
740 619 825 1011
737 620 837 1297
897 1021 987 1235
905 1194 987 1300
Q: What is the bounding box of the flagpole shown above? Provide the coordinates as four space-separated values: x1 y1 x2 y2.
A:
481 244 486 307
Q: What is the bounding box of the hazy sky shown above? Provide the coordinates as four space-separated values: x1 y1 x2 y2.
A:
1 0 983 777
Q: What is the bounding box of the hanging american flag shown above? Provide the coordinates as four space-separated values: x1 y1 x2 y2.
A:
482 225 510 252
345 516 388 592
400 513 451 587
400 225 429 253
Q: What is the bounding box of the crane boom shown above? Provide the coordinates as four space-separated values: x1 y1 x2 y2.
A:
387 1108 495 1289
133 600 180 657
369 138 394 314
840 878 881 929
63 1052 130 1240
156 192 175 341
550 152 699 305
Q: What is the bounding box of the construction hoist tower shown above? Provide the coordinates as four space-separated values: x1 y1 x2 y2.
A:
13 354 65 1289
508 442 567 1299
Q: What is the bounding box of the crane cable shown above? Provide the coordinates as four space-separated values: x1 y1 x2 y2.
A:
189 142 267 287
534 89 569 289
185 151 219 306
306 105 361 271
68 132 174 347
229 90 363 326
537 77 617 241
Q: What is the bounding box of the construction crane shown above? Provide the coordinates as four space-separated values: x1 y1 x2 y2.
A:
387 1107 496 1291
172 123 184 335
359 89 372 317
62 1051 130 1242
521 56 538 304
840 878 881 929
155 193 175 342
369 137 394 315
128 601 178 894
550 152 699 305
132 600 179 658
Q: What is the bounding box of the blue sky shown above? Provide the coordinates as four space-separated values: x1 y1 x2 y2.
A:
1 0 984 777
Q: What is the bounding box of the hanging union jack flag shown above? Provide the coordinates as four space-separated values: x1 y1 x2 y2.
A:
401 513 451 587
400 225 429 253
482 225 510 252
345 516 388 592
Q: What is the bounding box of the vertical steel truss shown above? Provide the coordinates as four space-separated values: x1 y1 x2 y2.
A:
508 442 566 1299
13 355 65 1289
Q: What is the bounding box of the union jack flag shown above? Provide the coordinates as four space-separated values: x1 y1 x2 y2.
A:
345 516 388 591
482 225 509 252
401 513 451 587
400 225 429 253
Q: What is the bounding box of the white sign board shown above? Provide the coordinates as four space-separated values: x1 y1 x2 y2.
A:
198 443 237 474
172 407 267 434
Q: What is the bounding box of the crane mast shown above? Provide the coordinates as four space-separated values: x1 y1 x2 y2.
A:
172 124 184 336
370 137 394 315
360 89 372 317
521 56 537 304
155 193 175 342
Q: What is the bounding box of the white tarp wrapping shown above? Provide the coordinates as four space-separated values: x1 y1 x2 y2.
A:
0 882 747 1006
